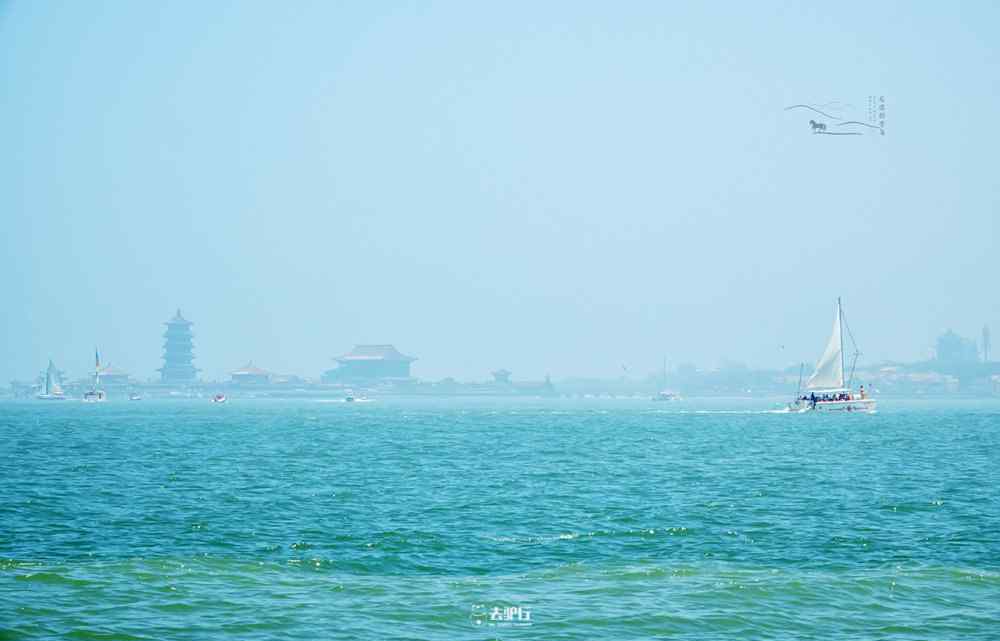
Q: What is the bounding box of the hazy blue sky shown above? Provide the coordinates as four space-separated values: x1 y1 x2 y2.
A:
2 1 998 382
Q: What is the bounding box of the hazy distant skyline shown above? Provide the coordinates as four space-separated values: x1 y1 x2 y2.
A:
2 1 998 382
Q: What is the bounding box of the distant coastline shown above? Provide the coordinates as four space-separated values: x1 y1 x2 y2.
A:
7 360 1000 400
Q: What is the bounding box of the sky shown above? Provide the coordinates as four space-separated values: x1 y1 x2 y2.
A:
2 0 998 383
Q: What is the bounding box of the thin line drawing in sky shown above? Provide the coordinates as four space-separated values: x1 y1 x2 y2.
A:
836 121 881 130
785 98 885 137
784 104 842 120
815 101 855 112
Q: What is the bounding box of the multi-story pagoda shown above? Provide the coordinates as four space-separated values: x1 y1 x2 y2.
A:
158 309 199 383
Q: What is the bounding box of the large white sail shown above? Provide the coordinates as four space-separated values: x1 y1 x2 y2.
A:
806 305 844 390
50 378 64 395
44 360 64 396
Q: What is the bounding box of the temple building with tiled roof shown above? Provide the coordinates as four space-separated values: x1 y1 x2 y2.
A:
231 361 271 385
322 344 416 382
96 364 130 386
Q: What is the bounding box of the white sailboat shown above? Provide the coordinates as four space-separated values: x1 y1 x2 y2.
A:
789 298 876 413
83 348 107 403
652 357 681 401
36 360 67 400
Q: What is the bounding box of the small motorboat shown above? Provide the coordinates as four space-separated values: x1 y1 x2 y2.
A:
652 390 681 401
211 394 227 404
128 393 143 401
82 390 106 403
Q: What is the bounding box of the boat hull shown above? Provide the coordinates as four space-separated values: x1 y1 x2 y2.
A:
790 398 876 413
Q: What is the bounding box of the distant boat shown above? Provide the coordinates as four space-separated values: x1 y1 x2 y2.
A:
128 393 143 401
36 360 67 400
341 390 373 403
651 357 680 401
788 298 876 413
82 348 107 403
211 393 227 404
82 390 106 403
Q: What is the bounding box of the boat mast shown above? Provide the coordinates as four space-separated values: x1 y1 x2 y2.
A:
842 301 861 389
838 297 846 389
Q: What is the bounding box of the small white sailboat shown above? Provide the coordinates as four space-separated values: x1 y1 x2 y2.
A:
36 360 68 400
651 358 681 401
789 298 876 413
82 348 107 403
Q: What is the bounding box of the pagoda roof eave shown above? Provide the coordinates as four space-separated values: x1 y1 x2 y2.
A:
334 344 417 363
231 361 270 376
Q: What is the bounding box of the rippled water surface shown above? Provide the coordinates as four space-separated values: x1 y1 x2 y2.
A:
2 398 999 639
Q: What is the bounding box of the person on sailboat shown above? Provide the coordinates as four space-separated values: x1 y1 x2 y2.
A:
859 385 866 399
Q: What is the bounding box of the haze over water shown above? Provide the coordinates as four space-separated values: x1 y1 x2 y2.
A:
2 2 999 382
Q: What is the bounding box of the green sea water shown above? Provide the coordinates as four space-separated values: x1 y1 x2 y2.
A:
1 398 998 639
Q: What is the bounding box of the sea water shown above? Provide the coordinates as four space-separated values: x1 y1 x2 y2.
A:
1 398 998 639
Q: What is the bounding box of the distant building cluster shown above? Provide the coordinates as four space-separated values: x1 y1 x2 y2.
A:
155 312 420 386
9 306 560 399
8 313 999 399
935 329 979 365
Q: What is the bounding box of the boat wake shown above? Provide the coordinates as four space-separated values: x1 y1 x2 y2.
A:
648 409 799 415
